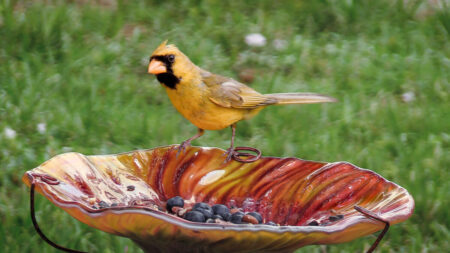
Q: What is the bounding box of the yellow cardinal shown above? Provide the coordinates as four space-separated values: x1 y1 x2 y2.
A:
148 41 336 162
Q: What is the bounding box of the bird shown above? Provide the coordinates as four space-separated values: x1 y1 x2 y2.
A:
147 40 336 162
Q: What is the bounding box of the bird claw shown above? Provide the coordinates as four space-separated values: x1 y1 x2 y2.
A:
177 140 191 157
223 148 236 163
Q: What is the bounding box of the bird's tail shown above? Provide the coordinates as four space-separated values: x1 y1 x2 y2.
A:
266 93 337 105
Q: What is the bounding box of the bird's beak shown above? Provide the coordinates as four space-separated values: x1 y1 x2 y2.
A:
148 60 166 75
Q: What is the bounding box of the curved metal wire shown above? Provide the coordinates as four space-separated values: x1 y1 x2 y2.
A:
30 176 88 253
232 146 262 163
354 205 390 253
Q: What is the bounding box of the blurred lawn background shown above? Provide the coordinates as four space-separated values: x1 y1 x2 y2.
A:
0 0 449 252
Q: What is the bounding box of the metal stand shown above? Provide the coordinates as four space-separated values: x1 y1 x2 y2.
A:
354 205 390 253
30 174 87 253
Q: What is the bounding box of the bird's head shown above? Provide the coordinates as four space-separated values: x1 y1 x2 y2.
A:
148 40 196 89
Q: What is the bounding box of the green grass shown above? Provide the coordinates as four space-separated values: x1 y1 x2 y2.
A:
0 0 449 252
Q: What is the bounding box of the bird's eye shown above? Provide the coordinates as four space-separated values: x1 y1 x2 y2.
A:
167 54 175 63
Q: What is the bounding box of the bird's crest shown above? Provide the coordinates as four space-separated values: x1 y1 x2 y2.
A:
151 40 180 56
155 40 168 51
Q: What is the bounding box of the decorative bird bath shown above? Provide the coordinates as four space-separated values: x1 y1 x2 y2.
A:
23 145 414 253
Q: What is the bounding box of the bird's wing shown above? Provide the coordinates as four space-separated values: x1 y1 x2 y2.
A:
202 71 276 109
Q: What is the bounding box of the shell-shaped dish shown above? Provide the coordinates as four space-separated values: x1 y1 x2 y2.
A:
23 145 414 253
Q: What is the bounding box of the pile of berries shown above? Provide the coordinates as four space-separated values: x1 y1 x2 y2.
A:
91 195 344 226
166 196 277 225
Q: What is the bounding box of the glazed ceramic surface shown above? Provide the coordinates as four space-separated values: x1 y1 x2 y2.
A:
23 145 414 253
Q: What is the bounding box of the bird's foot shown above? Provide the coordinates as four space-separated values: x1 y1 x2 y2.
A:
223 146 262 163
177 140 191 157
223 147 236 163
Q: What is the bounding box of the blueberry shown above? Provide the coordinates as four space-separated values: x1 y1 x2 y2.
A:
166 196 184 213
230 212 245 224
206 218 215 223
329 215 344 222
222 212 232 221
212 214 223 220
184 211 206 222
265 221 277 226
193 202 212 211
193 202 213 219
247 212 263 224
98 201 109 208
197 209 213 219
212 204 230 216
308 220 319 226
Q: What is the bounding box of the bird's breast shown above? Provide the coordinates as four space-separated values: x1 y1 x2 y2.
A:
164 84 245 130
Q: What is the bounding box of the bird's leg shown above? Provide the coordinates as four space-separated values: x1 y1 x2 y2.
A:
223 124 237 163
177 128 204 155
